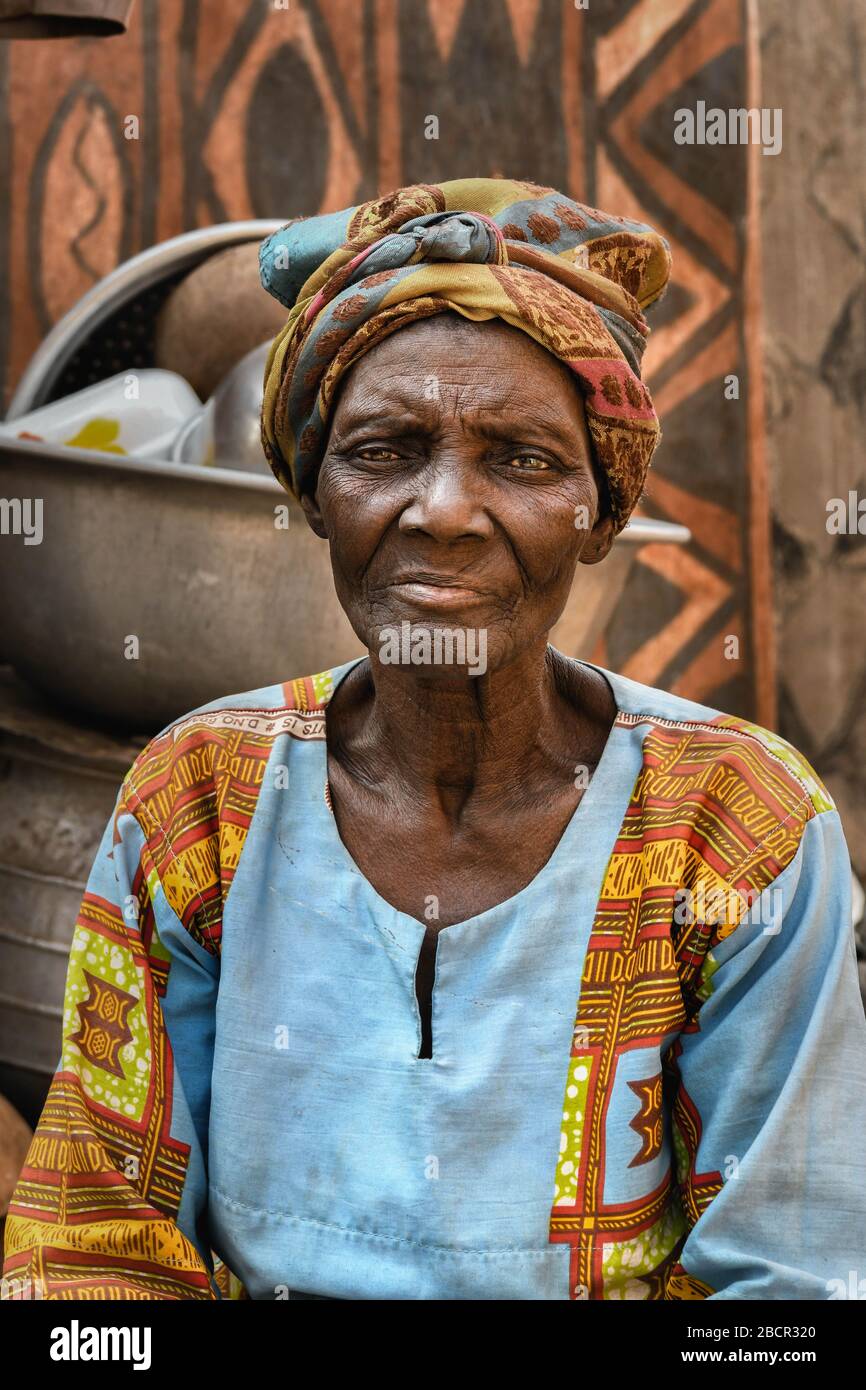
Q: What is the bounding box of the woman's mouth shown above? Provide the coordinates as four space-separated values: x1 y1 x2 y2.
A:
388 580 490 610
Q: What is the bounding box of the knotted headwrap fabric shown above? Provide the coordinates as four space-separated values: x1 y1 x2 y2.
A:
259 178 671 533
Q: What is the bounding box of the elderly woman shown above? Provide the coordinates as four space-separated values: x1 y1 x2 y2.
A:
4 180 866 1302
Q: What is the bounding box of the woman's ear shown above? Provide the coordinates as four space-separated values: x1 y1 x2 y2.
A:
299 489 328 539
579 510 616 566
578 459 616 566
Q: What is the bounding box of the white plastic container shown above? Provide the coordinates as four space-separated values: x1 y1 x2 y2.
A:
0 369 201 461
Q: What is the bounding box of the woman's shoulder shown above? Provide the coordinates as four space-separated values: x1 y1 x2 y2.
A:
593 665 849 957
116 661 355 840
591 660 836 819
124 658 361 781
109 661 357 949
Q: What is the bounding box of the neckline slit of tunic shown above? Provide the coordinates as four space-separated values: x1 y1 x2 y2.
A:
415 930 438 1060
321 650 626 1062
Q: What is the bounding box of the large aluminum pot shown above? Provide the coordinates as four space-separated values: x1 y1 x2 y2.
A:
0 436 688 732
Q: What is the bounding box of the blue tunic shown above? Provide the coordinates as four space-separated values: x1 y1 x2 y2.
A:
4 655 866 1301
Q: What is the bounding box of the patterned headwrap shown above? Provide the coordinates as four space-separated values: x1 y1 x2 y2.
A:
259 178 671 532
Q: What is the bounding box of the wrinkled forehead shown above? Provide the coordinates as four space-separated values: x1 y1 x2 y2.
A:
327 311 590 426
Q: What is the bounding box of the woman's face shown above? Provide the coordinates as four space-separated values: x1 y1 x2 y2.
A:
301 313 615 676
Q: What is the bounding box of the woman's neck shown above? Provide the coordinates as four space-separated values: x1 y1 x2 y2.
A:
328 640 617 820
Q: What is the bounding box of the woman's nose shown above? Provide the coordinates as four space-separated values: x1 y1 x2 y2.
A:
397 459 495 543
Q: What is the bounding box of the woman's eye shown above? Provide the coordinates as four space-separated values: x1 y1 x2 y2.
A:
507 454 552 472
356 446 402 462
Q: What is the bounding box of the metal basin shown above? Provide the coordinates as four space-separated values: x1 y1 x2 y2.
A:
0 435 688 733
6 221 283 418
